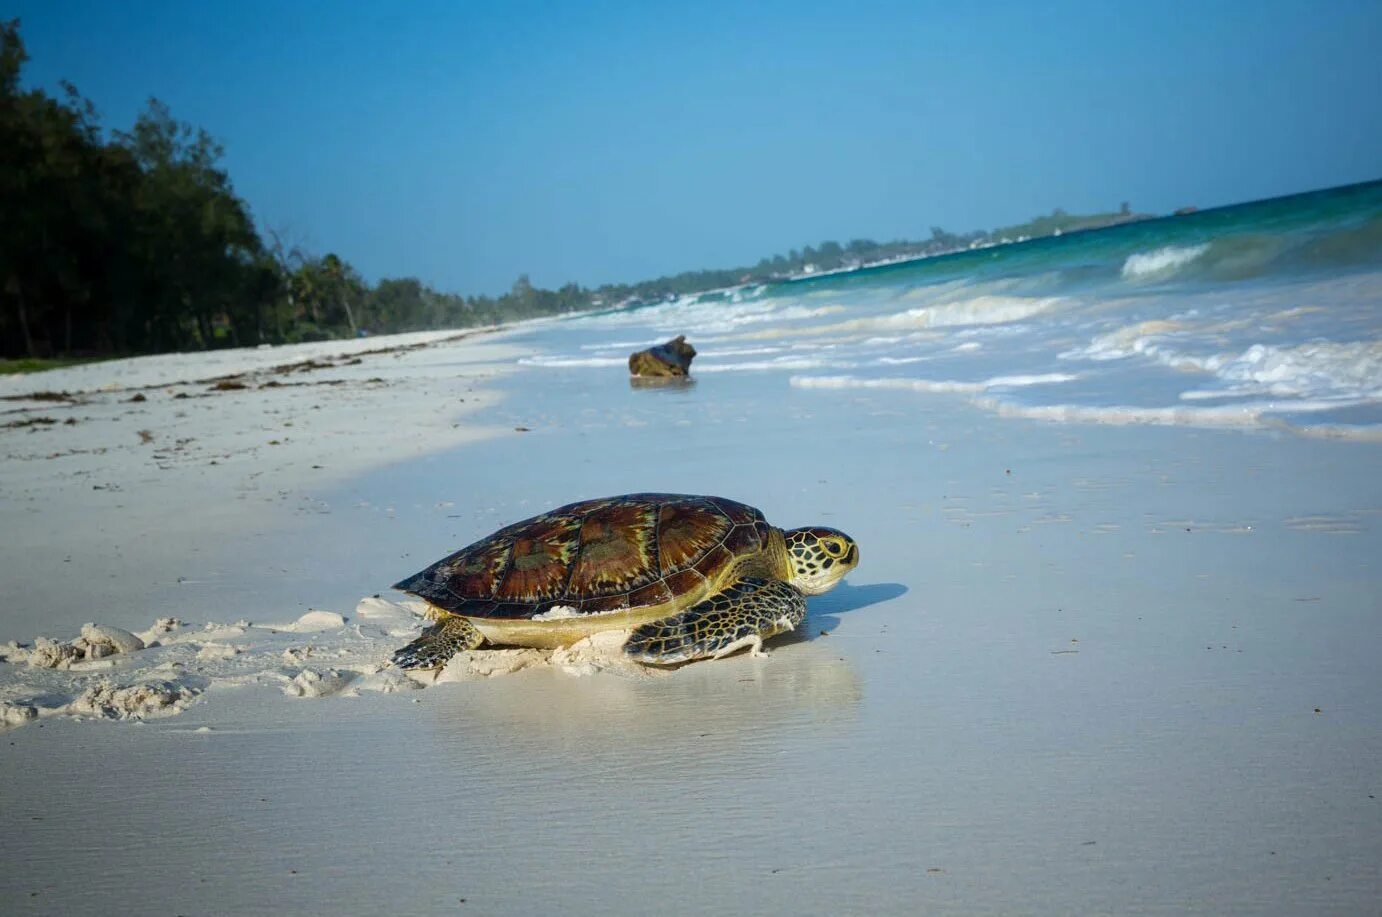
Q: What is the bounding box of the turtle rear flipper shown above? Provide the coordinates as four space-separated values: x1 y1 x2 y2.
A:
623 578 806 665
392 616 484 670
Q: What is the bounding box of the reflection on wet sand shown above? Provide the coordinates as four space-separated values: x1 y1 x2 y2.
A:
628 375 696 392
423 638 862 772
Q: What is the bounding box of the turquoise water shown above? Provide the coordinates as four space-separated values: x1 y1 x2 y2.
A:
517 180 1382 437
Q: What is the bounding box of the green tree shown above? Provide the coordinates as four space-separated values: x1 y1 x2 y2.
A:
320 253 360 335
0 21 108 357
116 99 265 348
817 240 843 266
366 277 426 332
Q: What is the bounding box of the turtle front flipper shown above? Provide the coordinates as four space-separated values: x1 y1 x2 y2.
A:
392 615 485 670
623 578 807 665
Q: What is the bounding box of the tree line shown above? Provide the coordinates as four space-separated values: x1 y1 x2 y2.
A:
1 20 1141 363
0 21 596 361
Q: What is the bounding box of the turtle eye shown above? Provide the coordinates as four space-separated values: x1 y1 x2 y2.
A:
822 537 846 558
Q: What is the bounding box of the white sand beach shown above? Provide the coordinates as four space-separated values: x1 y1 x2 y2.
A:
2 326 1380 914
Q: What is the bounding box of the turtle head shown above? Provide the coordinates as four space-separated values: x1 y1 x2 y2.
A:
783 527 859 595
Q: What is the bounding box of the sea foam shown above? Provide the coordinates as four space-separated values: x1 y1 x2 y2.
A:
790 372 1077 394
976 395 1381 438
1067 321 1382 402
742 295 1065 340
1182 340 1382 400
1121 244 1210 279
518 355 629 368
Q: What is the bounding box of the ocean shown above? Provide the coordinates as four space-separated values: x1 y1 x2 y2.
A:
513 180 1382 439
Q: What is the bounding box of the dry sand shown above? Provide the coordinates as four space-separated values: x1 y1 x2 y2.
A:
0 329 520 640
2 327 1380 914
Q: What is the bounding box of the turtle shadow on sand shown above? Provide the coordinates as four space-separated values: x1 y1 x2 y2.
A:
783 580 908 645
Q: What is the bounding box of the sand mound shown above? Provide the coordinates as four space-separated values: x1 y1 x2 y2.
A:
417 629 654 684
0 597 654 730
70 679 200 720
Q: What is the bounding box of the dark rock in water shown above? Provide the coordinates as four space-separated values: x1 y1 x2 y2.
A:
628 335 696 378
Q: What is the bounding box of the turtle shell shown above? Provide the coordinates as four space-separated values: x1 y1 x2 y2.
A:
394 493 773 620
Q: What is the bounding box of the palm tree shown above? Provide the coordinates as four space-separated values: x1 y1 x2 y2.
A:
322 253 356 336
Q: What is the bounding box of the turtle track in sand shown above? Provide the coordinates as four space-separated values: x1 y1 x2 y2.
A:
0 597 654 732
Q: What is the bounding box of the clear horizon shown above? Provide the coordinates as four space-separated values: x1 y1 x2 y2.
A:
11 0 1382 296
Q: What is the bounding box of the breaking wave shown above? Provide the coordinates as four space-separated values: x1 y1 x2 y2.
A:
1181 341 1382 400
740 295 1066 340
1121 244 1209 280
1065 320 1382 403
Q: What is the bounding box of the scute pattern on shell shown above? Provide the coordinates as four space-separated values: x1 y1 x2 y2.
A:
394 494 768 619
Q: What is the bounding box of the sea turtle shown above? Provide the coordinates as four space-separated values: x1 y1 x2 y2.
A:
391 493 858 668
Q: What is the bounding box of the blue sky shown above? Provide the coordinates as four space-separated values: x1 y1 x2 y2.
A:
12 0 1382 294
